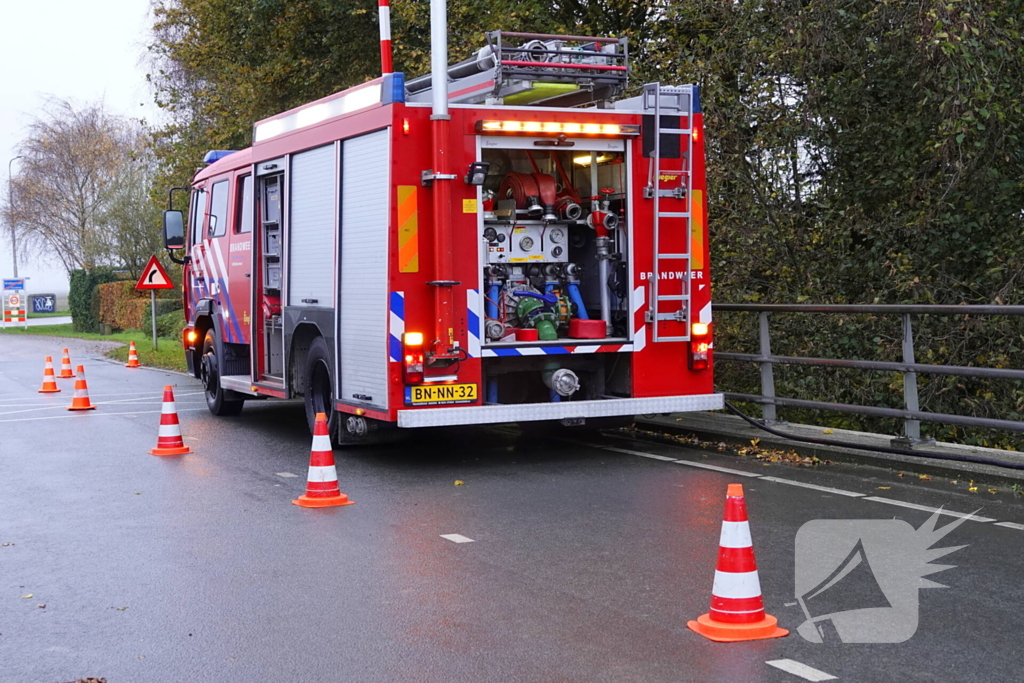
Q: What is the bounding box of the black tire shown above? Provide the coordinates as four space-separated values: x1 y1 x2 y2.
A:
201 330 245 416
303 336 340 442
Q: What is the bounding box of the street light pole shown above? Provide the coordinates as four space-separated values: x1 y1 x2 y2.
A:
7 155 24 278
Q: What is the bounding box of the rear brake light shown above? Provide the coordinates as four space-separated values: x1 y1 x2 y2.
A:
403 332 424 384
689 323 710 371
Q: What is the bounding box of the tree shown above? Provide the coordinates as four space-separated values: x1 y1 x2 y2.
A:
3 99 162 276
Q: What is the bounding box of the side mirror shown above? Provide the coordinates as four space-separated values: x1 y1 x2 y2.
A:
163 210 185 249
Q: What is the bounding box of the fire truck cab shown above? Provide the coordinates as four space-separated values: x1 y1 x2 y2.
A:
164 30 722 443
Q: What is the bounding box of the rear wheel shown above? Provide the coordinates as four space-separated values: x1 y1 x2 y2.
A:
303 336 340 442
201 330 245 416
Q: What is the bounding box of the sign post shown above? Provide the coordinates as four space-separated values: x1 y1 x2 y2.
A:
134 256 175 351
3 279 28 329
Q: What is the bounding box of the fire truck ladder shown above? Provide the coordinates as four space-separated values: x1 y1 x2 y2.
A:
643 83 695 343
405 31 629 108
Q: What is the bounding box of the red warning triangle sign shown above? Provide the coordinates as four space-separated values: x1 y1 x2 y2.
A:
135 255 175 290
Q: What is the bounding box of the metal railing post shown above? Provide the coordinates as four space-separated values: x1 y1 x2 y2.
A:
893 314 932 446
758 311 779 423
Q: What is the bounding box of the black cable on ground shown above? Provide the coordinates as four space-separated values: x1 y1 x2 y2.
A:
722 400 1024 472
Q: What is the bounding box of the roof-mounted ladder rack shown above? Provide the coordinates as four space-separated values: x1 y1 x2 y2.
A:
405 31 629 108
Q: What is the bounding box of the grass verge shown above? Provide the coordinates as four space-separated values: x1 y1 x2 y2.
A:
0 324 188 373
27 309 71 318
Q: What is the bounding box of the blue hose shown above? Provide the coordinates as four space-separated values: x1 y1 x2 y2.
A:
487 380 499 404
550 389 561 402
486 283 500 320
567 283 588 319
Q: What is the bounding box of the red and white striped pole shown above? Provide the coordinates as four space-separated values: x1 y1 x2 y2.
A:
149 385 193 455
379 0 393 75
687 484 788 642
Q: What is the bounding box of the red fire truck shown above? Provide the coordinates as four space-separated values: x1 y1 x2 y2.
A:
162 18 722 444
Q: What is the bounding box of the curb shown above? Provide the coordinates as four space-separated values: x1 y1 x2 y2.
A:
633 413 1024 488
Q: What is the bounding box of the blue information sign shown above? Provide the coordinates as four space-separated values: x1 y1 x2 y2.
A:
31 295 55 313
3 279 25 290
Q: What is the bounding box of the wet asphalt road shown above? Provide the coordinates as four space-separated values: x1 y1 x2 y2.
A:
1 334 1023 683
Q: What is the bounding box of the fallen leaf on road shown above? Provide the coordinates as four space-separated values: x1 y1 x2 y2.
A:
876 486 891 490
918 475 933 480
822 429 834 434
987 489 998 494
896 473 905 477
454 480 465 486
37 604 46 608
21 594 32 599
1 542 13 546
113 607 128 611
968 486 978 492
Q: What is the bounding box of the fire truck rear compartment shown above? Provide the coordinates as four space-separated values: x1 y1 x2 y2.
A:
468 140 634 411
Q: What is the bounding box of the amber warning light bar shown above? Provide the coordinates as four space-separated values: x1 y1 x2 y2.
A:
476 120 640 137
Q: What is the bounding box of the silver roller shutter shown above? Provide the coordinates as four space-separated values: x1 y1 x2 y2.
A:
288 144 337 307
340 129 390 410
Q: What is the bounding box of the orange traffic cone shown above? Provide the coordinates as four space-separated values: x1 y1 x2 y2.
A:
58 349 75 378
125 341 141 368
38 356 61 393
149 385 193 455
67 365 97 411
292 413 354 508
687 484 788 642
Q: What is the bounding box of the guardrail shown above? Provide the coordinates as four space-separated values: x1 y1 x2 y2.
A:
713 304 1024 443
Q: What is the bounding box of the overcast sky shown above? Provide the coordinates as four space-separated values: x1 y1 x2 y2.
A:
1 0 156 293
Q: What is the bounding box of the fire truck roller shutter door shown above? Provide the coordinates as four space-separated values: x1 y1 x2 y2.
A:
340 129 391 411
289 144 337 308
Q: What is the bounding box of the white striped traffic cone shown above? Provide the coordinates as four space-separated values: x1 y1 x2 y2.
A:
38 356 61 393
292 413 354 508
125 341 141 368
687 483 788 642
67 366 96 411
149 385 193 455
58 348 75 378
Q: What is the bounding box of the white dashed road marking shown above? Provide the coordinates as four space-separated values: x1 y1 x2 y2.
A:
276 472 298 478
440 534 474 544
766 659 837 681
994 522 1024 530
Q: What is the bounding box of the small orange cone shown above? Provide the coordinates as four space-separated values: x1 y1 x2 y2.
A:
292 413 354 508
38 356 61 393
687 484 788 642
57 349 75 378
67 365 97 411
149 385 193 455
125 341 141 368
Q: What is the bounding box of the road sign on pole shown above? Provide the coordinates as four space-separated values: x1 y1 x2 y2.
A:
3 278 25 290
135 256 175 350
135 256 174 291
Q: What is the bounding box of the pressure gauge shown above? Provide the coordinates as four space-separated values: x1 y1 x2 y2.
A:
549 228 566 244
483 227 498 242
520 236 535 251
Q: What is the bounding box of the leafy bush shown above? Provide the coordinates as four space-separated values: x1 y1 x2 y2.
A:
97 281 148 331
155 310 185 338
69 268 119 333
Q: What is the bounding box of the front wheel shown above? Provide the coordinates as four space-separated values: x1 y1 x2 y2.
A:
201 330 245 416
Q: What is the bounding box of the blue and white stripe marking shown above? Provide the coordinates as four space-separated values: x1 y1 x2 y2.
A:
389 291 405 362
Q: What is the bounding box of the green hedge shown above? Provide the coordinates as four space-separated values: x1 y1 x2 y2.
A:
68 268 120 333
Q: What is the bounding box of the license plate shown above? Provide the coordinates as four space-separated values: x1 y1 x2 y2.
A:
405 383 478 406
